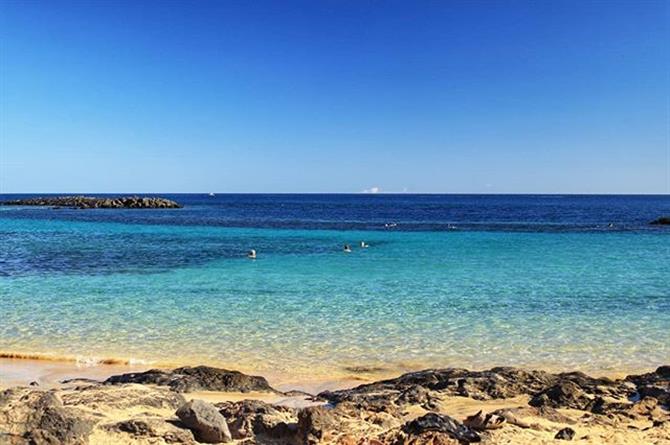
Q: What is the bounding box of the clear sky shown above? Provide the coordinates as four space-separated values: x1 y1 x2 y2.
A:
0 0 668 193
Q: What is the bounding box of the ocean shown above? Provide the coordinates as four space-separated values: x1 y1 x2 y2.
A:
1 194 669 380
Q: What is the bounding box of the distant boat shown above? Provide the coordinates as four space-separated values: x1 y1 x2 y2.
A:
208 192 215 197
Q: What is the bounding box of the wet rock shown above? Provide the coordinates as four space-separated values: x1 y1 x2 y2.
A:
650 217 670 225
105 366 276 393
555 427 576 440
626 366 670 406
1 195 182 209
321 367 555 408
402 413 480 443
176 399 232 443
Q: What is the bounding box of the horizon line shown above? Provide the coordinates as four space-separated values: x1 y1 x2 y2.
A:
1 192 669 196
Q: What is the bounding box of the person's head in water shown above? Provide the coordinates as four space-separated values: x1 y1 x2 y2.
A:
248 249 256 259
344 244 351 252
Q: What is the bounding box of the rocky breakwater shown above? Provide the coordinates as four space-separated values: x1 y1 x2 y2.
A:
0 365 668 444
1 195 182 209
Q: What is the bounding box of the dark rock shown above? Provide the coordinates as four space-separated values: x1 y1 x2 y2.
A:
216 399 296 439
320 365 646 416
396 385 441 411
1 390 95 445
176 399 232 443
650 217 670 225
555 427 576 440
296 406 340 445
321 367 556 407
625 366 670 406
402 413 480 443
343 366 387 373
529 381 591 410
105 365 276 393
1 195 182 209
107 417 196 444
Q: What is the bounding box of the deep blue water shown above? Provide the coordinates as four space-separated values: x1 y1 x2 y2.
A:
2 193 670 232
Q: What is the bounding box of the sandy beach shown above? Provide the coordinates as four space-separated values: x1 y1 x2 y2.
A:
1 358 668 444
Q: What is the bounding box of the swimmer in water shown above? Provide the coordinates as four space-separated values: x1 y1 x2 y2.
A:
247 249 257 259
360 241 369 248
343 244 352 253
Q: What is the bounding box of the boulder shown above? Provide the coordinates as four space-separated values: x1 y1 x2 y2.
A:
529 381 592 410
105 365 276 393
626 366 670 406
650 217 670 225
216 399 296 439
555 427 576 440
296 406 340 445
61 382 186 411
402 413 480 443
176 399 232 443
105 417 197 444
0 388 93 445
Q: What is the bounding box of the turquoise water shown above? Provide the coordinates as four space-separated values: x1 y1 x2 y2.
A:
1 195 669 379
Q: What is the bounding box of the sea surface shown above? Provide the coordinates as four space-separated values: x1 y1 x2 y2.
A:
1 194 669 380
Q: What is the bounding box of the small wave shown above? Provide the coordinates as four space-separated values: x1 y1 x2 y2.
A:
0 351 148 366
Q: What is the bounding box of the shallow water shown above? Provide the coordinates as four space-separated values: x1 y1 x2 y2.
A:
1 194 669 379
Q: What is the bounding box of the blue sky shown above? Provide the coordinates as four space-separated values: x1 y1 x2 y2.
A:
0 0 668 193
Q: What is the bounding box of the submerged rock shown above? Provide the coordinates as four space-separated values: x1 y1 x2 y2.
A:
176 399 232 443
1 195 182 209
105 365 277 393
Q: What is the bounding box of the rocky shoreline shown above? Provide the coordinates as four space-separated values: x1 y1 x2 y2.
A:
1 364 668 444
1 195 182 209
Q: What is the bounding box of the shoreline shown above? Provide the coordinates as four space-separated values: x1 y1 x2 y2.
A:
0 357 367 395
0 352 656 394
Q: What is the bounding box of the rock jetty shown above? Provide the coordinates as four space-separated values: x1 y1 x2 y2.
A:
1 195 182 209
0 365 668 444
